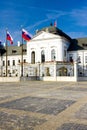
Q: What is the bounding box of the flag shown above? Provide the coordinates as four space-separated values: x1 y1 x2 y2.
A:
54 20 57 27
6 31 13 44
22 29 32 41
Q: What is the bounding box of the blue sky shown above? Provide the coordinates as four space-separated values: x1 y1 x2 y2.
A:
0 0 87 45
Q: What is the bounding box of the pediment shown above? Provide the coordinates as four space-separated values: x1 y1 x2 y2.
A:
32 31 60 41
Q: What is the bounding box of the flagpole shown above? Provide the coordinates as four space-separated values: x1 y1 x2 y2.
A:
21 28 32 77
21 27 23 77
6 28 8 77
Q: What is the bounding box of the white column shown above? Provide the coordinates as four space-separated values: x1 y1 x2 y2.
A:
74 61 78 81
54 61 57 81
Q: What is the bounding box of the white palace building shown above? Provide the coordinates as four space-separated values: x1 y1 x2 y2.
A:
0 25 87 82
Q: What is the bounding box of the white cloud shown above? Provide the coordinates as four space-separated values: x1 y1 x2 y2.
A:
15 6 87 41
46 10 67 19
70 7 87 26
68 31 87 38
26 9 67 31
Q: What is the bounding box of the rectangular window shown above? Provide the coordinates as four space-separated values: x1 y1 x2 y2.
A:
8 60 10 66
51 49 56 61
12 50 17 53
23 49 27 52
18 59 20 63
64 50 67 57
8 70 10 73
69 54 73 62
78 56 81 63
13 60 15 66
3 61 5 66
85 56 87 63
69 57 73 62
12 70 15 74
24 59 26 63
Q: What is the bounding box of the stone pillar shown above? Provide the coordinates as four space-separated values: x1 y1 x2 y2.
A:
74 61 78 81
54 61 57 81
38 62 40 80
17 64 21 77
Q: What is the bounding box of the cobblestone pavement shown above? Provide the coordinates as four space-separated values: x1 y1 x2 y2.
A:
0 81 87 129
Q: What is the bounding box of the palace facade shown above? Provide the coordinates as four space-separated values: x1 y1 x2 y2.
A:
0 25 87 81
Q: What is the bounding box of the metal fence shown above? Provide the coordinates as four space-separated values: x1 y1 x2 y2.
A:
0 62 74 78
23 62 74 77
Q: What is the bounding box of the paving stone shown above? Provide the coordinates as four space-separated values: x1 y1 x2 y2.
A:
0 82 87 129
0 111 46 130
75 103 87 119
37 99 75 115
0 96 12 101
56 123 87 130
0 96 75 115
61 87 87 91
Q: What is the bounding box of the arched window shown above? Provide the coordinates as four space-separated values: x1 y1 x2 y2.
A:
31 51 35 64
51 49 56 61
41 50 45 63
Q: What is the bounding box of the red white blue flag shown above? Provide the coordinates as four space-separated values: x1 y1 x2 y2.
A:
6 31 13 44
22 29 32 41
